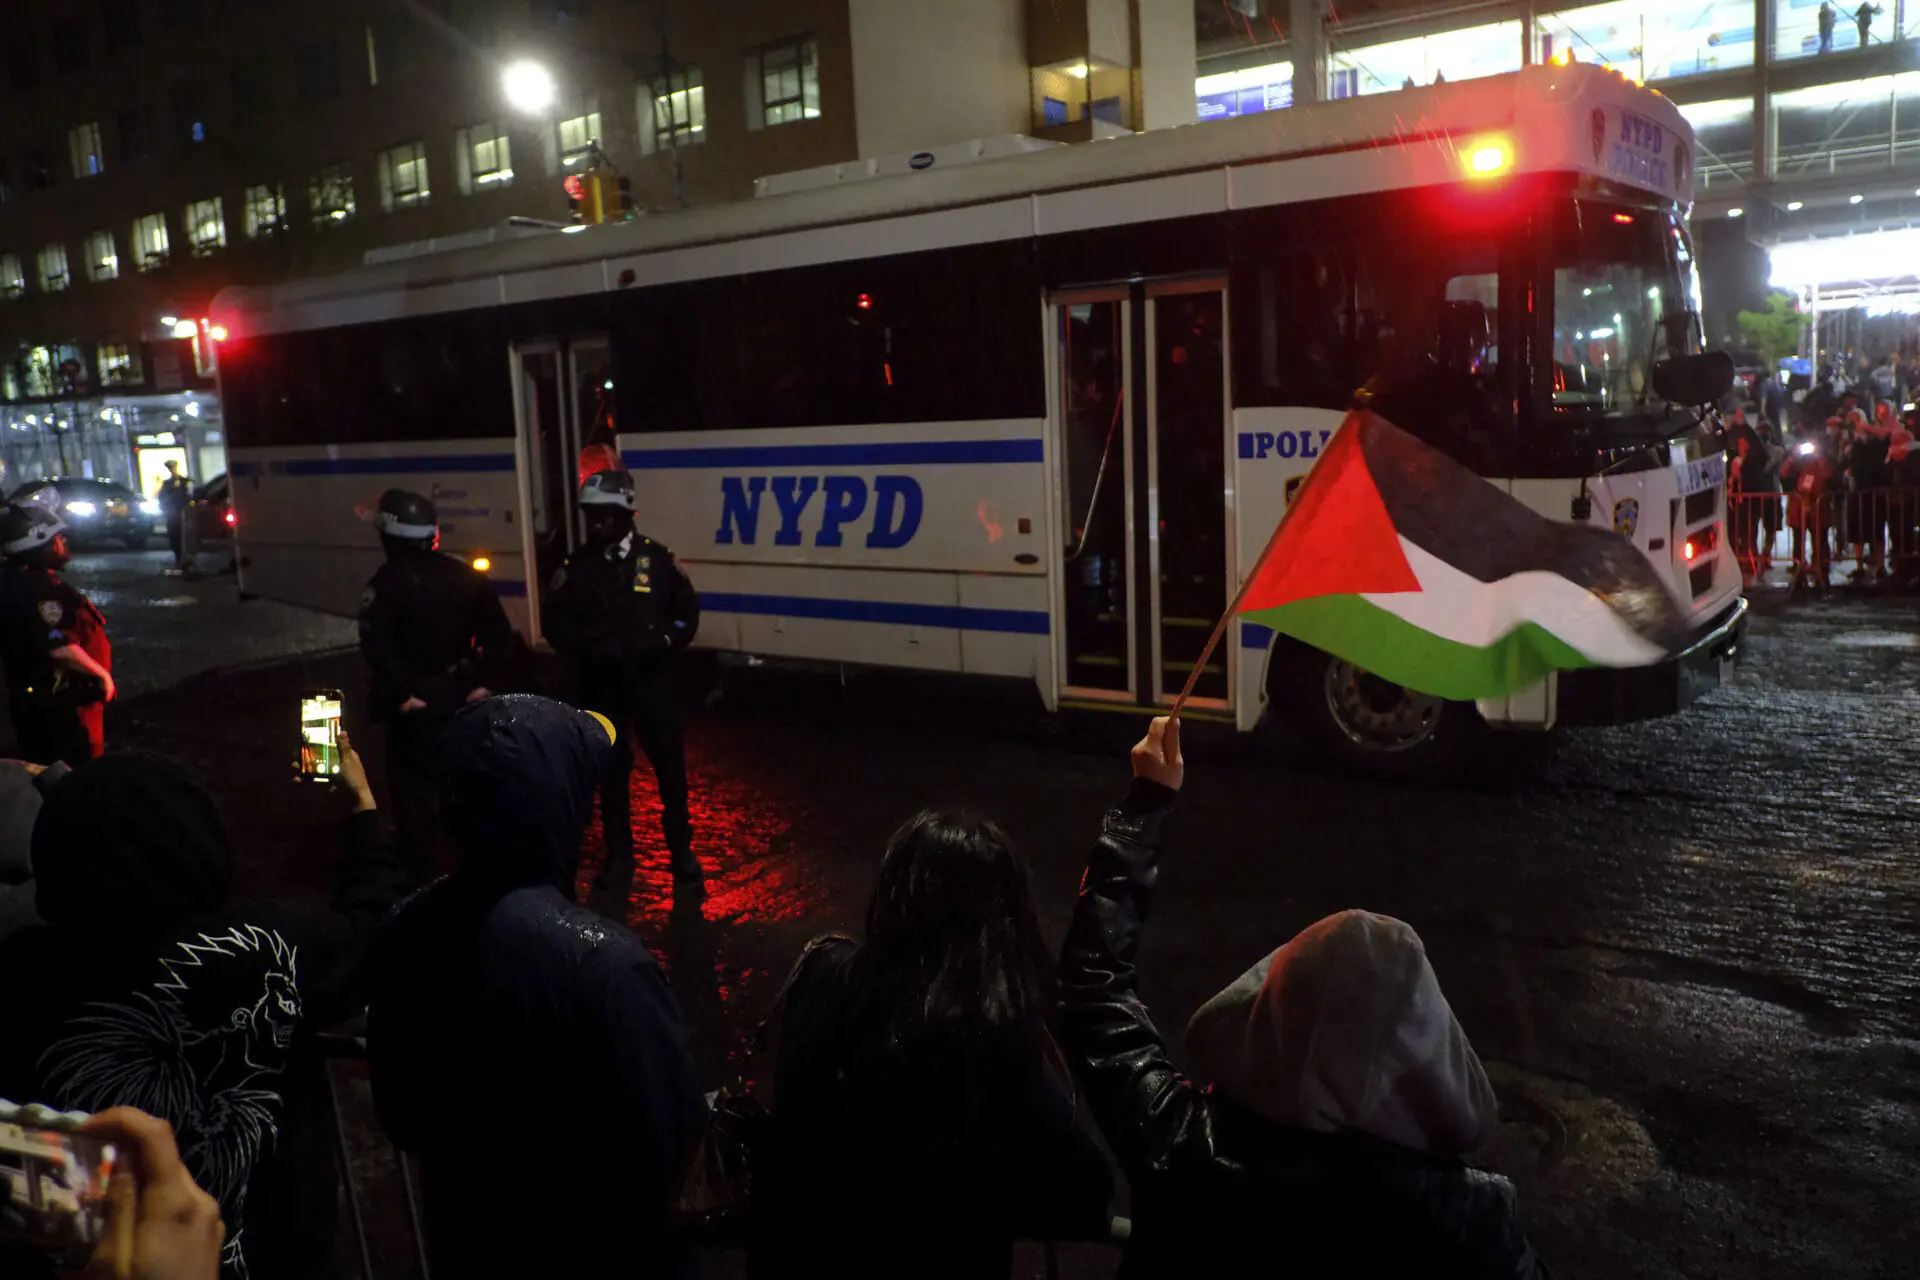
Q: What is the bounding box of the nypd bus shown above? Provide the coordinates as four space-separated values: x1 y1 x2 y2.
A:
212 62 1745 776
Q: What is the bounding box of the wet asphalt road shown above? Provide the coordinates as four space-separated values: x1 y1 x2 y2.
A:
87 549 1919 1280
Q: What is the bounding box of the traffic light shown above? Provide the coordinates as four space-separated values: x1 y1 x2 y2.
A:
563 162 637 226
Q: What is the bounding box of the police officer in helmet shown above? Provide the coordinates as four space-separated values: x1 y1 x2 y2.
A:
542 470 702 896
359 487 516 883
0 499 113 765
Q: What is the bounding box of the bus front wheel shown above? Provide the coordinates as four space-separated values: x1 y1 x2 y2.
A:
1276 645 1484 782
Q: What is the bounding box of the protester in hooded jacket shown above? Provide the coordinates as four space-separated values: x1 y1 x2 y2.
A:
751 811 1114 1279
0 739 407 1280
1058 718 1550 1280
0 758 66 939
367 695 706 1279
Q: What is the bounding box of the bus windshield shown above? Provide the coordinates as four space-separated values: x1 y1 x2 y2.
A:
1549 200 1702 440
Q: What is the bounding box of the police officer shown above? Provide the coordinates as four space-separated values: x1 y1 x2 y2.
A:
542 471 702 896
0 501 112 765
359 488 516 883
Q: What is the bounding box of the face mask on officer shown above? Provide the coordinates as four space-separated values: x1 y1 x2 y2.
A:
582 505 631 546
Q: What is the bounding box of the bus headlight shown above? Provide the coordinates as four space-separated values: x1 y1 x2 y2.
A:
470 555 492 573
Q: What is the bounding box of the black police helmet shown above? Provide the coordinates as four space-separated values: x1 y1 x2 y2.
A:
0 502 67 556
373 489 438 542
579 470 636 512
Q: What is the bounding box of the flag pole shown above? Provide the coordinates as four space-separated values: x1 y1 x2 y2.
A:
1169 485 1301 721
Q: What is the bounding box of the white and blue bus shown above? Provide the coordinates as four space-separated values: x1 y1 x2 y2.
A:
213 61 1745 775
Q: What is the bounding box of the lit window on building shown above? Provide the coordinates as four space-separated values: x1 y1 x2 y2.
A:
68 121 104 178
38 243 70 293
244 183 286 238
309 163 357 226
1328 20 1521 99
378 141 431 210
132 212 170 271
557 112 603 167
0 253 25 300
1539 0 1755 80
753 36 820 126
1195 62 1296 120
645 67 705 152
97 342 141 386
457 124 514 190
186 198 226 256
85 230 119 282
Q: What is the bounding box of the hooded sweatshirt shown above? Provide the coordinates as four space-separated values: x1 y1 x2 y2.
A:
1183 910 1497 1156
0 752 406 1280
368 696 706 1278
1059 781 1548 1279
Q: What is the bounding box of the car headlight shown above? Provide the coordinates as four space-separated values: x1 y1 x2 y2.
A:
65 501 97 517
139 499 160 516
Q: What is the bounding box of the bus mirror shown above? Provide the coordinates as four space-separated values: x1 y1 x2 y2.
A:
1652 351 1734 407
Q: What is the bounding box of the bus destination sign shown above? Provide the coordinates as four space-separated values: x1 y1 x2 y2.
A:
1592 106 1685 196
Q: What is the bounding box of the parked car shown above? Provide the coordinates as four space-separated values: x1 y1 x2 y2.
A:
186 472 237 571
8 478 159 549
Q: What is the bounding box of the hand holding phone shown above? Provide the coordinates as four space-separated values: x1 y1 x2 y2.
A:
337 732 375 813
80 1107 223 1280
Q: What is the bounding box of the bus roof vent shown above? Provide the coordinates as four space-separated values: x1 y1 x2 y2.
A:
362 218 570 265
754 135 1060 199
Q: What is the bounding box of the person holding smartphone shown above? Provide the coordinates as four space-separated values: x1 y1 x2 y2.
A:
357 489 515 884
0 734 407 1280
0 502 113 766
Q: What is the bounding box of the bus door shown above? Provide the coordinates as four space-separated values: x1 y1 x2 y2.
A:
510 335 613 643
1051 280 1231 712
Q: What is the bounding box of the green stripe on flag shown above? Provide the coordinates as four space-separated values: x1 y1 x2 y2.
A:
1249 594 1603 701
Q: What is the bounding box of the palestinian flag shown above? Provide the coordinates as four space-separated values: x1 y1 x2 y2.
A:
1239 411 1691 701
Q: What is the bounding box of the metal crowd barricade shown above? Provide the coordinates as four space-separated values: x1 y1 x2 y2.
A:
315 1027 432 1280
1729 486 1920 591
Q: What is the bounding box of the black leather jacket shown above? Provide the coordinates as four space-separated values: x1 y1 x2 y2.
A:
1059 780 1552 1279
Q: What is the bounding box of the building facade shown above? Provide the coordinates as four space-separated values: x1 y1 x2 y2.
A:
0 0 1196 491
1197 0 1920 329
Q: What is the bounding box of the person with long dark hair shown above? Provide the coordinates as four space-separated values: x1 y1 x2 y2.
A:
752 810 1112 1277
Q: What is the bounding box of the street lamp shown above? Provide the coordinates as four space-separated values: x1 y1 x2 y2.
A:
502 59 557 114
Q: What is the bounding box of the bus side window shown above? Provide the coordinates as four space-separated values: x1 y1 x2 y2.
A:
1235 241 1354 410
1351 228 1511 473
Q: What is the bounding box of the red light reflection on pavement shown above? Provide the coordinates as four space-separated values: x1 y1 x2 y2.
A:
574 758 830 928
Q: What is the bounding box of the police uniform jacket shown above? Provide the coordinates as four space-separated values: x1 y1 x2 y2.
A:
359 550 515 718
0 562 109 760
542 532 699 696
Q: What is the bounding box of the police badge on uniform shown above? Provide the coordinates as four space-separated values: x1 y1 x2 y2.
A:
38 599 63 626
1613 498 1640 538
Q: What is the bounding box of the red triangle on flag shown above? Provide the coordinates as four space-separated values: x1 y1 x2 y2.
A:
1238 415 1421 614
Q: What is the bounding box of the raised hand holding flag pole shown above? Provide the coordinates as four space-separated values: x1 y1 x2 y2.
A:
1170 410 1692 721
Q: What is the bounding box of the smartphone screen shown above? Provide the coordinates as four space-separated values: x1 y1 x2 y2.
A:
298 690 344 781
0 1115 116 1264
